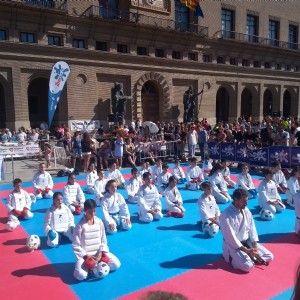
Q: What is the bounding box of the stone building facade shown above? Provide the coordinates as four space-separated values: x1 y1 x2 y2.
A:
0 0 299 130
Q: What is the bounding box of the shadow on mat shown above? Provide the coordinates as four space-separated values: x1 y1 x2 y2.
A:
259 232 300 244
0 216 8 224
160 253 245 274
31 208 48 214
3 237 27 246
157 223 199 232
12 262 79 284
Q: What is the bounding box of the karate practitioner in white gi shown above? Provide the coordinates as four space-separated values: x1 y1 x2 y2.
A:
125 167 143 204
137 172 163 223
85 163 98 194
157 164 172 193
73 199 120 281
6 178 34 231
94 169 107 206
220 188 273 272
107 162 125 188
186 157 204 190
220 159 236 188
44 192 74 247
271 161 288 194
101 180 131 234
172 159 186 184
237 164 257 199
285 167 300 208
293 191 300 235
63 173 85 215
32 163 54 199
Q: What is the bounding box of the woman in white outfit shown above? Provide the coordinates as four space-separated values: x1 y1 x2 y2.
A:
72 199 120 281
164 176 185 218
208 163 231 204
101 180 131 234
285 167 300 208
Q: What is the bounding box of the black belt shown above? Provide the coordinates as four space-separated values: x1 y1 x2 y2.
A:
109 211 119 216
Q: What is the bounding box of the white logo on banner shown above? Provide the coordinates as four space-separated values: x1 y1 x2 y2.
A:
69 120 100 132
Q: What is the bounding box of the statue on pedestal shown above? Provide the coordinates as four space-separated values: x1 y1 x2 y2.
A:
183 85 203 123
111 82 132 124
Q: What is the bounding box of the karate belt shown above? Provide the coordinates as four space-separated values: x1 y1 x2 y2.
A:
241 241 269 266
109 211 120 216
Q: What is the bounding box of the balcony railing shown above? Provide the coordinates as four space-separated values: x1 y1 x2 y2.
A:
83 5 208 38
4 0 67 10
214 30 300 51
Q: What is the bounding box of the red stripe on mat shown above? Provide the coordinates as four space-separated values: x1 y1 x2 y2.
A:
0 201 78 300
119 233 300 300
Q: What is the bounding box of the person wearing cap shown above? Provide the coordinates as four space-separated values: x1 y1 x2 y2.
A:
219 188 273 272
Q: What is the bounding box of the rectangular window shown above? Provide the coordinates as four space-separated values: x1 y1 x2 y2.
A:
0 29 6 40
73 39 85 48
247 15 258 42
268 20 279 46
217 56 225 64
20 32 35 43
172 51 181 59
230 57 236 65
203 54 211 62
275 63 281 70
96 41 108 51
294 66 299 72
137 46 147 56
188 53 196 61
221 9 235 39
253 61 261 68
155 49 164 58
285 64 291 71
242 59 249 67
117 44 128 53
288 25 298 50
264 62 271 69
48 35 61 46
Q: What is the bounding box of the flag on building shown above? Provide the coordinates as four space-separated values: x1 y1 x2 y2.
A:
180 0 204 17
48 61 70 127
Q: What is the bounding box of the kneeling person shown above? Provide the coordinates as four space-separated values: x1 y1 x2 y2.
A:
219 189 273 272
44 192 75 247
33 163 54 199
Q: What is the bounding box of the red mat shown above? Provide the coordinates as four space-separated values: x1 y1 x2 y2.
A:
120 233 300 300
0 201 77 300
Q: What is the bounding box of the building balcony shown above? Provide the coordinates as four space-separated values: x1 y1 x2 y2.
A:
82 5 208 38
1 0 67 10
214 30 300 51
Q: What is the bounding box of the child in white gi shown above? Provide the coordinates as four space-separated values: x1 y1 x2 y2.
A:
219 188 273 272
94 170 107 206
157 164 172 193
137 172 163 223
271 161 288 194
6 178 34 231
101 180 131 234
293 191 300 235
85 163 98 194
258 169 286 220
107 162 125 189
220 159 236 188
208 163 231 204
63 173 85 215
44 192 74 247
285 166 300 208
172 159 186 184
72 199 120 281
186 157 204 190
197 182 220 237
125 167 143 204
140 161 150 178
164 176 185 218
152 159 163 183
33 162 54 199
202 154 213 180
237 164 257 199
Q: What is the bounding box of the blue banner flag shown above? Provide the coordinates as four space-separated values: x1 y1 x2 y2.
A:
48 61 70 127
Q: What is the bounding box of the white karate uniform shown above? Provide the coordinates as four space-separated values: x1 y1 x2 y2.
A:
285 176 300 207
219 204 273 272
157 172 172 193
164 186 185 213
63 182 85 213
202 161 213 179
101 193 131 234
237 173 257 198
272 170 287 189
221 166 236 187
258 179 285 214
85 170 98 194
152 165 163 182
44 203 74 247
72 216 120 281
6 189 33 231
32 171 54 199
197 193 220 236
172 166 186 181
125 177 143 204
186 166 204 190
107 169 125 187
140 168 150 178
94 178 107 206
294 191 300 234
137 184 163 223
208 173 231 203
